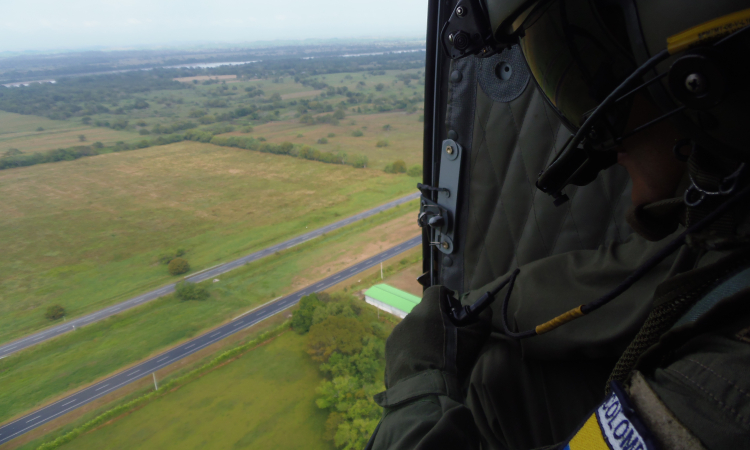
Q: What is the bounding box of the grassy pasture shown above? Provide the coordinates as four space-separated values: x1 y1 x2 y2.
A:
226 110 423 168
0 195 418 425
0 140 417 344
53 332 333 450
0 111 133 153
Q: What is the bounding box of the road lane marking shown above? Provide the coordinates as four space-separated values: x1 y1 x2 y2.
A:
127 369 141 376
185 343 195 349
95 384 109 391
210 332 221 337
26 416 41 424
156 356 169 363
61 399 77 407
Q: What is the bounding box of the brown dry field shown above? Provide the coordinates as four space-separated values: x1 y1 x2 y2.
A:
291 211 421 290
172 74 238 83
380 259 423 296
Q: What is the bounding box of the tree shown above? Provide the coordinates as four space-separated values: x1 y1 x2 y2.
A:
351 154 368 168
92 141 104 149
3 148 21 158
392 160 407 173
317 137 328 144
307 315 366 362
351 130 363 137
292 294 323 334
36 127 44 132
78 134 86 142
375 140 388 148
168 257 190 275
175 281 209 301
270 92 282 102
375 83 385 91
81 116 92 125
45 304 66 321
407 164 422 177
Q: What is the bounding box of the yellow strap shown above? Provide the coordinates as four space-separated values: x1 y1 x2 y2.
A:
667 8 750 54
535 305 584 335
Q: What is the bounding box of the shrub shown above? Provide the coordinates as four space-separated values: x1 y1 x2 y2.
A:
92 142 104 149
327 132 335 138
392 160 407 173
317 137 328 144
351 154 368 168
168 257 190 275
375 140 389 148
384 160 407 174
175 281 209 301
139 129 150 135
45 305 66 321
36 127 44 132
382 124 391 131
407 165 422 177
3 148 21 158
351 130 363 137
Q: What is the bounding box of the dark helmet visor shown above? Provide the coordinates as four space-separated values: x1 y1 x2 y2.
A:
519 0 636 131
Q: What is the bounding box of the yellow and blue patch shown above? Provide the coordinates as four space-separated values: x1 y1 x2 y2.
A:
561 382 655 450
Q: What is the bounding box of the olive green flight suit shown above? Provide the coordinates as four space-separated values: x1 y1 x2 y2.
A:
368 213 750 449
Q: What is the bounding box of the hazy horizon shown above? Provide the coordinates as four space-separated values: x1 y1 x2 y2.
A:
0 0 428 53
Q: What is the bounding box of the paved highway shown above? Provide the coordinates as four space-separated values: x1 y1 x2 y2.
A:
0 235 421 446
0 192 420 359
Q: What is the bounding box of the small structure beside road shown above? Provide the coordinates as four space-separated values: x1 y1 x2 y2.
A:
364 284 420 319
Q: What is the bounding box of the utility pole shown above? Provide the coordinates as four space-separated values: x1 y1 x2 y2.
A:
153 373 159 391
381 263 383 280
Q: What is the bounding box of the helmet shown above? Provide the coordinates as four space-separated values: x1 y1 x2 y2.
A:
444 0 750 203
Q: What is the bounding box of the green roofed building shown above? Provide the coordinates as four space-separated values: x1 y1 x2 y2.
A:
364 284 421 319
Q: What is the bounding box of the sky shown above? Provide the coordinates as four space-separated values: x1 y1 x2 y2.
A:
0 0 428 53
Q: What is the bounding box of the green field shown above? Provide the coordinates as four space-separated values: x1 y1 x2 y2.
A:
54 331 333 450
0 198 418 425
0 111 134 153
239 109 423 168
0 141 418 344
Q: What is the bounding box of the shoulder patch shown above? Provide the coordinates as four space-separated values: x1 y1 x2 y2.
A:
563 382 656 450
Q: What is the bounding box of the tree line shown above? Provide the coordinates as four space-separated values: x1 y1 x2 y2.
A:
0 131 369 171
